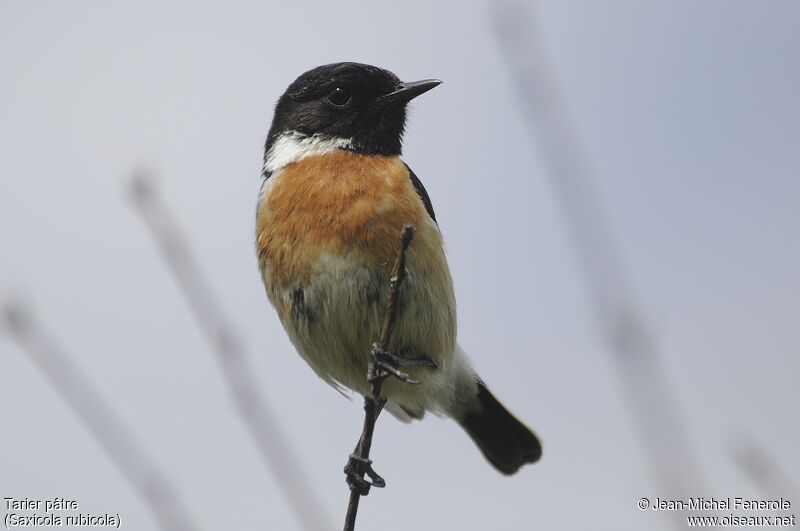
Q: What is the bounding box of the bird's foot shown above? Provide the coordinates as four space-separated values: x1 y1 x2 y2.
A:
344 453 386 496
368 343 437 384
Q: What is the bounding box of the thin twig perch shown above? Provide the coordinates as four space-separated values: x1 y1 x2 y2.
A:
343 224 418 531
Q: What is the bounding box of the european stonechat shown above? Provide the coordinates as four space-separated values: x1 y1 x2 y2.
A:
256 62 541 474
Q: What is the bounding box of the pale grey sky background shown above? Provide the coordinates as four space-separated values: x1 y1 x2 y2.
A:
1 1 798 530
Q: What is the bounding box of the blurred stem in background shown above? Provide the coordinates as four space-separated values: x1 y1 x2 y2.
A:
1 301 203 531
129 174 331 531
731 435 798 501
492 2 707 521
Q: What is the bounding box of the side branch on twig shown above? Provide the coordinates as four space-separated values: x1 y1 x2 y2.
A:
343 225 435 531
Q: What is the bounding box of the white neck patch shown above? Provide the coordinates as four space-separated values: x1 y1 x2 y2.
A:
263 131 352 174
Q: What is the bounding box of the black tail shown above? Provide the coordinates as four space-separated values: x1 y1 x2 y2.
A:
458 382 541 475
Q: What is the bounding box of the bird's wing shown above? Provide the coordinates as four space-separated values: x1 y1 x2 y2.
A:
404 162 437 224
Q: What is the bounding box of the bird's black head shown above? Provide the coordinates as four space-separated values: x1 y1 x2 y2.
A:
263 62 440 171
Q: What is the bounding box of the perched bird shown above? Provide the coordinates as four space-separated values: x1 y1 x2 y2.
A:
256 62 541 474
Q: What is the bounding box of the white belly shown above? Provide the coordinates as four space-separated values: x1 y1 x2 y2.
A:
262 225 460 416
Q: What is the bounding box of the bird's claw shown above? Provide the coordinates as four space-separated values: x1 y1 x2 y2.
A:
344 454 386 496
368 343 437 384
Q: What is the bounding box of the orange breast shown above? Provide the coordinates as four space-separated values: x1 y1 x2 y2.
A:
256 151 429 289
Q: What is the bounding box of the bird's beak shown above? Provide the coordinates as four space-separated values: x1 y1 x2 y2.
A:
378 79 442 104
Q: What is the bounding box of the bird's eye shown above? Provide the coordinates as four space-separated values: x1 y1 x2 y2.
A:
327 87 351 107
